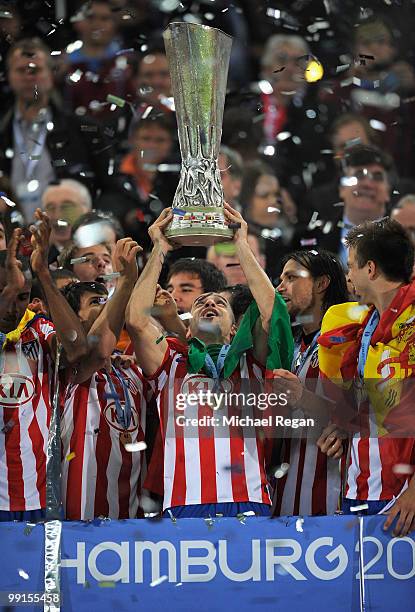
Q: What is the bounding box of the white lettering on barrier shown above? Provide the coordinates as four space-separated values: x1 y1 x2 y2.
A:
355 537 384 580
61 543 86 584
60 536 415 584
135 541 177 583
180 541 217 582
88 542 129 583
219 540 261 581
387 538 415 580
305 538 348 580
265 539 306 580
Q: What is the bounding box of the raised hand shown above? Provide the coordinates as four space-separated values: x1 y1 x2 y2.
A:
5 227 26 291
223 202 248 244
30 209 51 275
112 238 142 285
148 207 174 254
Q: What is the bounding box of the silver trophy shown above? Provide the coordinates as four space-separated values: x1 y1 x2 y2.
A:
163 22 234 246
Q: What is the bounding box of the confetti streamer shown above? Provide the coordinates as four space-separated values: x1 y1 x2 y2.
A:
106 94 126 108
24 523 37 536
167 509 177 523
393 464 415 475
350 504 369 512
18 569 30 580
124 441 147 452
150 575 168 587
274 462 290 479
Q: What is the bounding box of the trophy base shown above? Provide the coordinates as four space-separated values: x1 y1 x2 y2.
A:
166 206 234 246
165 226 234 247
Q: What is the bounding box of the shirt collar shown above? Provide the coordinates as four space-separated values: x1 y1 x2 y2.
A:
14 105 52 127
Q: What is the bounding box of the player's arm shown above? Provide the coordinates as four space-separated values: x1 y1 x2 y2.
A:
224 203 274 364
73 238 142 383
126 208 174 376
30 209 87 364
0 228 29 321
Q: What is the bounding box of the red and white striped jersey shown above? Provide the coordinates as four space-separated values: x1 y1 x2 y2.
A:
149 348 271 510
61 364 147 520
274 337 341 516
345 398 415 501
0 317 55 511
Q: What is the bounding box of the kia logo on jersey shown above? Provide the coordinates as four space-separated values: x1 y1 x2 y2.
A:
0 374 35 406
103 401 140 433
180 375 233 396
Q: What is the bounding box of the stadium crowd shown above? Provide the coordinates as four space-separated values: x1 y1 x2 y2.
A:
0 0 414 538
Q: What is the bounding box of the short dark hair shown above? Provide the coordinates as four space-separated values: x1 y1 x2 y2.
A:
6 37 53 71
71 211 124 242
50 268 79 283
223 284 254 322
62 281 108 314
343 144 395 175
220 146 244 180
167 258 227 293
330 113 376 147
345 218 414 283
239 160 277 218
128 111 176 139
281 249 349 312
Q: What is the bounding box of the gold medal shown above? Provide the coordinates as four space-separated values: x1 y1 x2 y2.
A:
120 431 132 446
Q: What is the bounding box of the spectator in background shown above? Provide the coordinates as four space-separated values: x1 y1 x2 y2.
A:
130 48 172 112
239 160 295 279
41 179 92 262
223 34 331 202
391 194 415 240
64 0 135 126
391 195 415 278
67 0 122 69
58 240 114 292
352 18 415 95
292 145 392 267
320 18 415 179
165 258 227 315
304 113 376 221
305 113 415 223
0 37 133 223
218 145 244 212
121 112 179 250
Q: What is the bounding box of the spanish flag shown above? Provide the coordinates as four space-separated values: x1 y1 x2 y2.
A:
318 282 415 436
